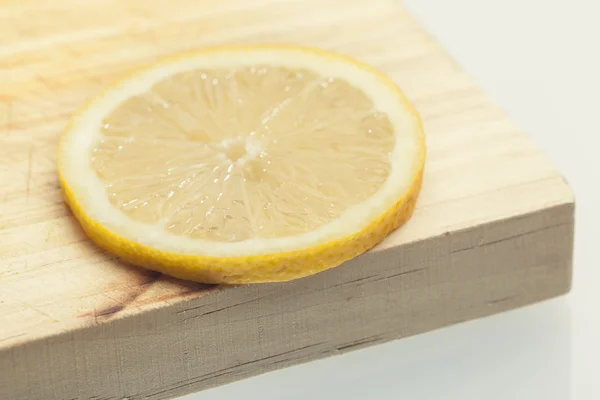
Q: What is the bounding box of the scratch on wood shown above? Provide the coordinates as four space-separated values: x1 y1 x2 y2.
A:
181 298 253 321
176 302 210 315
330 268 424 289
83 270 162 321
368 267 425 284
451 221 573 254
386 267 425 279
96 305 125 317
89 396 117 400
330 275 371 288
234 342 327 368
177 289 266 316
336 335 382 351
28 305 59 323
104 270 162 314
487 295 516 305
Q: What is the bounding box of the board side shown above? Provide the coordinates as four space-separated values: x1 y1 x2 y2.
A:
0 201 574 400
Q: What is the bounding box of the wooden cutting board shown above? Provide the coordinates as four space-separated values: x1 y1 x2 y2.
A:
0 0 574 399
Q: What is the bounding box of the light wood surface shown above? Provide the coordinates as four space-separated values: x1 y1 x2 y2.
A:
0 0 574 399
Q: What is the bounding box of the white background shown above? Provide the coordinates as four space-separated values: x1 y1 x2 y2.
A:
184 0 600 398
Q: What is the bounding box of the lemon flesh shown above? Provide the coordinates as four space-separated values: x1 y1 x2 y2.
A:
58 46 425 284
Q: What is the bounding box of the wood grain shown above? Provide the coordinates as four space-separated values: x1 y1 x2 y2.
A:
0 0 574 399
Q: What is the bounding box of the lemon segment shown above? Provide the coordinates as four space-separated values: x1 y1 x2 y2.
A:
58 45 425 284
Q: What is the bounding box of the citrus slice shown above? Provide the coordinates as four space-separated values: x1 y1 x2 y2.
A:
58 45 425 284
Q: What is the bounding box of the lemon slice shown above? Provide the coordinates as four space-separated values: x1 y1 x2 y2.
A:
58 45 425 284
